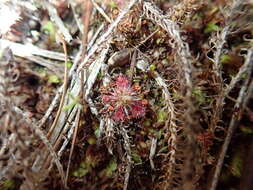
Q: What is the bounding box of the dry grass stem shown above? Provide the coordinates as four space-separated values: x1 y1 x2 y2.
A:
210 44 253 190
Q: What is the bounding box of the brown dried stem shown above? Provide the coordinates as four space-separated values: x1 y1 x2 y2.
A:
209 44 253 190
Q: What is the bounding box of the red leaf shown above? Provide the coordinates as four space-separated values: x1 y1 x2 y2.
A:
112 106 126 122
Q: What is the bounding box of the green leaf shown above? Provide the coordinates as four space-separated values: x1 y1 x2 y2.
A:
48 75 61 84
105 157 117 176
204 22 220 34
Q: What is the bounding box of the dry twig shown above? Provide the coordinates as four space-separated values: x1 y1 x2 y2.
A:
210 44 253 190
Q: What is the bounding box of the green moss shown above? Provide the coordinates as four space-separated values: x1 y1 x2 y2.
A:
72 167 90 177
108 1 117 8
158 146 168 153
86 155 98 168
157 110 167 122
240 125 253 134
132 152 142 164
0 179 15 190
149 64 156 71
192 88 206 104
87 137 96 145
42 21 56 41
94 128 100 137
72 160 92 177
156 38 164 44
220 54 232 64
48 75 61 84
230 152 243 178
156 129 163 140
241 73 248 79
204 22 220 34
172 90 181 100
143 119 151 127
63 93 80 111
67 61 73 68
105 157 117 176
